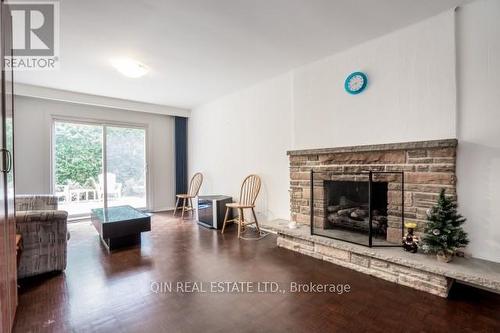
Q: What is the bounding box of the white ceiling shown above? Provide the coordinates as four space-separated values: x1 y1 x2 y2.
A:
15 0 471 109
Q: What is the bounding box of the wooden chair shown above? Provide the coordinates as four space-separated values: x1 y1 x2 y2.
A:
221 174 261 238
174 173 203 219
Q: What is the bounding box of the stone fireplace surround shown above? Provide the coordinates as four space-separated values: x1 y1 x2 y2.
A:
260 139 500 297
289 139 458 242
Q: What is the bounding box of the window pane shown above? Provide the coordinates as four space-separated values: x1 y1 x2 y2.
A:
54 122 104 216
105 126 146 209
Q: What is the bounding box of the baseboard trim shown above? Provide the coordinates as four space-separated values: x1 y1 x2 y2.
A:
152 207 175 213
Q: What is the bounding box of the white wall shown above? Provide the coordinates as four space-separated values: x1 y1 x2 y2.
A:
188 4 500 263
14 96 176 212
188 74 293 221
293 11 456 149
456 0 500 262
189 12 456 221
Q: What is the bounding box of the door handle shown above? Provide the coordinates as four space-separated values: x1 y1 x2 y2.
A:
6 149 12 173
0 148 12 173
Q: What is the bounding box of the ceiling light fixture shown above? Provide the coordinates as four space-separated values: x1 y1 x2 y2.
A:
110 57 149 78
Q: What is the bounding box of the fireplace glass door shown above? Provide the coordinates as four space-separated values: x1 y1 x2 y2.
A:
310 171 404 247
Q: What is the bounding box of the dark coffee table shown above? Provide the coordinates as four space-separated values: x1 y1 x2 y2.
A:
91 205 151 251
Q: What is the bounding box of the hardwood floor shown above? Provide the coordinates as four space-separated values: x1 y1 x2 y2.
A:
13 212 500 332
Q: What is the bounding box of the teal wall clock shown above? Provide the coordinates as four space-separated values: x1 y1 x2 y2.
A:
344 72 368 95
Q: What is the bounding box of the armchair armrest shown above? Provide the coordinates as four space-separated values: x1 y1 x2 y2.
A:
15 194 60 211
15 210 69 279
16 210 68 239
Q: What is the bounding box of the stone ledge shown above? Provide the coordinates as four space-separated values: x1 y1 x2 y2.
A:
287 139 457 156
262 219 500 297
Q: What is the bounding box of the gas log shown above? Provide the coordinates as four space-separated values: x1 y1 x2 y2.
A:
326 204 387 234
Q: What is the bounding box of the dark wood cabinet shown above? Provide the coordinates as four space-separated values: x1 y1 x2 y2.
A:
0 0 16 331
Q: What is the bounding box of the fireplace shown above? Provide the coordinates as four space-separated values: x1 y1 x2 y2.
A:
310 171 403 247
325 180 388 234
288 139 458 246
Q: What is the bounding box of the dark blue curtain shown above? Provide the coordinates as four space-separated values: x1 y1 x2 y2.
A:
175 117 188 197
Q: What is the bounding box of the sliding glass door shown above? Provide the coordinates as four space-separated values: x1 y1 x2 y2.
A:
53 120 147 217
54 122 104 216
105 126 146 208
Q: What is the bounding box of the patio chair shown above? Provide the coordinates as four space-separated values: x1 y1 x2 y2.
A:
97 173 123 199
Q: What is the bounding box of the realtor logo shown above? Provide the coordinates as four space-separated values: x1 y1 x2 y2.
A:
4 1 59 70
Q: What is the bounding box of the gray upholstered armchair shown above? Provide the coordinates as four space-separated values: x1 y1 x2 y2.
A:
15 195 69 279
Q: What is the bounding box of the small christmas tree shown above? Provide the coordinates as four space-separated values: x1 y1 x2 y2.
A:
420 189 469 262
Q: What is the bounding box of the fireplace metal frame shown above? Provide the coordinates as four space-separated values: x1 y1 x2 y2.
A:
309 170 404 248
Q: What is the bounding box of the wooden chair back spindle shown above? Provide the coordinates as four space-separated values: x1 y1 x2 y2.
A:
188 173 203 197
239 174 261 206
